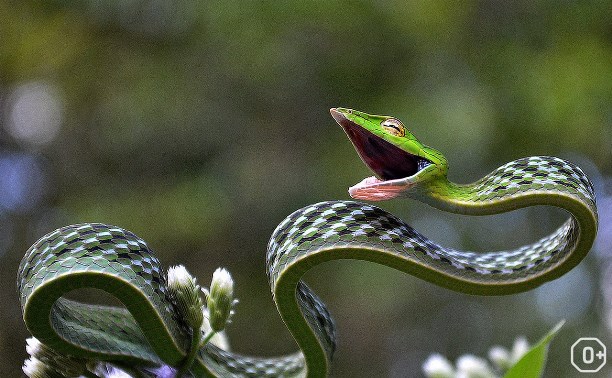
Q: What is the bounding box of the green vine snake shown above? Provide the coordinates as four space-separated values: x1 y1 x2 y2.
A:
18 108 598 377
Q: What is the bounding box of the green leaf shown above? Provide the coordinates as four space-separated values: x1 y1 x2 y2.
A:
503 321 565 378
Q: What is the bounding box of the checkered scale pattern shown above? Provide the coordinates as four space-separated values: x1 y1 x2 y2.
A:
17 156 597 377
267 200 575 284
199 345 304 377
265 156 597 376
18 224 190 364
461 156 596 208
18 224 309 377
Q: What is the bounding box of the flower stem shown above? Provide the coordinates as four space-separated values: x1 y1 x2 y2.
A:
198 331 217 350
176 329 202 377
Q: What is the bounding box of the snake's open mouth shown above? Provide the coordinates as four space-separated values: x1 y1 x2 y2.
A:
330 109 431 181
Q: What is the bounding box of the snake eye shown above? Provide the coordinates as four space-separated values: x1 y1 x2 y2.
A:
381 118 406 137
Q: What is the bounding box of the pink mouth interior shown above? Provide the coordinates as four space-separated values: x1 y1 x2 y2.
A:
348 176 414 201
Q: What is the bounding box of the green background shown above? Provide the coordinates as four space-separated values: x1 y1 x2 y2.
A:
1 1 611 377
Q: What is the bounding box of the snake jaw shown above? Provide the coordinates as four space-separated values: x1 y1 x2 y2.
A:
348 176 415 201
331 108 433 200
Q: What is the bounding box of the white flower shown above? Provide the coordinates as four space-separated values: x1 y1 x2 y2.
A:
511 336 529 363
488 346 511 371
24 336 87 377
211 268 234 296
25 337 42 357
422 353 455 378
456 354 496 378
204 268 238 332
23 357 44 377
22 357 62 378
167 265 194 290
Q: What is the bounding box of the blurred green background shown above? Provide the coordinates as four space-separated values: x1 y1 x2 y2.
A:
1 1 611 377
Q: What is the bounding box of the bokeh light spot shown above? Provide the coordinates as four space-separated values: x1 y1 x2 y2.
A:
0 153 48 213
6 82 62 146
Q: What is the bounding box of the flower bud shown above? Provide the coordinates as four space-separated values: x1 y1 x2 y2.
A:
204 268 237 332
24 337 88 377
167 265 204 330
23 357 64 378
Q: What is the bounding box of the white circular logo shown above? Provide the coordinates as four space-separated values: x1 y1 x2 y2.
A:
571 337 606 373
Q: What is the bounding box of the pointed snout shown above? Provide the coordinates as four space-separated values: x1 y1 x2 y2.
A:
329 108 345 124
330 107 357 128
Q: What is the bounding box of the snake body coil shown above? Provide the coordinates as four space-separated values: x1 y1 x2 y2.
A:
18 109 598 377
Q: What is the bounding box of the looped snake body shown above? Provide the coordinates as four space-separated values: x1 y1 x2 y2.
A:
18 109 598 377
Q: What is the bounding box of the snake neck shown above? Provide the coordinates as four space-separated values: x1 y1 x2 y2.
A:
412 178 484 214
412 176 582 217
412 158 597 224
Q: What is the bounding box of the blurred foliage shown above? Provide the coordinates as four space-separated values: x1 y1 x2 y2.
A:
0 1 611 377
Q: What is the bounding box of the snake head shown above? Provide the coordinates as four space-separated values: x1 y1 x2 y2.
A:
331 107 447 201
